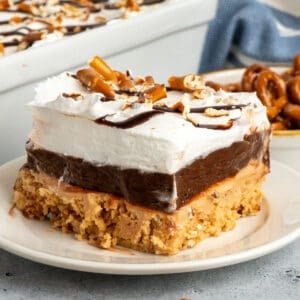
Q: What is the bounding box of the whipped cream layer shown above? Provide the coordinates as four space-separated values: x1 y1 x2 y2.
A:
0 0 164 56
29 72 270 174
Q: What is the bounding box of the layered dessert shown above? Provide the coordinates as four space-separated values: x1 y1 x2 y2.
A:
14 56 271 255
0 0 164 56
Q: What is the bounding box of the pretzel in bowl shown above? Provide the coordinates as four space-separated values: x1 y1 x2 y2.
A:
281 53 300 81
293 53 300 74
256 70 287 119
287 76 300 105
205 52 300 129
283 103 300 127
241 64 268 92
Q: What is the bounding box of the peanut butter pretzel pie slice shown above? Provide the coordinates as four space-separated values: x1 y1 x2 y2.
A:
14 56 271 255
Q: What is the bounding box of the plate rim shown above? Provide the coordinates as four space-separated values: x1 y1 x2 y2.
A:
0 157 300 275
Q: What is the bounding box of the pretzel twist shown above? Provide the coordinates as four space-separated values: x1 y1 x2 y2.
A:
287 76 300 105
293 53 300 73
256 70 287 119
241 64 269 92
283 103 300 127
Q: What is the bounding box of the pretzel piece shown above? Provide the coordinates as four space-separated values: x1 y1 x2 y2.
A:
145 84 167 103
76 68 115 98
89 56 117 83
168 74 205 92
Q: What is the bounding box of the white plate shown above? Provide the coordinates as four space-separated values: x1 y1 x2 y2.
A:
0 157 300 275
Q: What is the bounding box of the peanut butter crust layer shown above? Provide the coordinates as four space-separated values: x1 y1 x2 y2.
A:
14 161 268 255
25 130 270 212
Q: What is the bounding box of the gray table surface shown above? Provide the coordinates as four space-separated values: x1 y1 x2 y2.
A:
0 239 299 300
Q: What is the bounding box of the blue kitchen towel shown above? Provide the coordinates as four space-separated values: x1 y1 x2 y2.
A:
200 0 300 72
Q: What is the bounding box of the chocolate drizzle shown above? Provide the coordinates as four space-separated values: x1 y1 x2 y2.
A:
153 103 249 113
3 41 19 47
100 96 115 102
192 104 248 113
64 22 107 35
93 102 247 130
95 110 163 129
142 0 165 4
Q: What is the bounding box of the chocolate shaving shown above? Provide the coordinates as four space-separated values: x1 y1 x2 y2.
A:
190 104 249 113
153 103 249 113
142 0 165 4
100 96 115 102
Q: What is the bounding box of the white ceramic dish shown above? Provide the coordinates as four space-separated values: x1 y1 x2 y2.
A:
2 0 217 91
1 157 299 275
204 67 300 172
0 0 217 164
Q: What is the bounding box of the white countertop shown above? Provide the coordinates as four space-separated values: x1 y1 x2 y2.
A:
0 241 299 300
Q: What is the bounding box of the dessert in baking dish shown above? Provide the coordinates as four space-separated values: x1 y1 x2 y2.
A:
0 0 164 56
14 56 271 255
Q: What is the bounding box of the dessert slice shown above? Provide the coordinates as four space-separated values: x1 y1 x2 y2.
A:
14 56 271 255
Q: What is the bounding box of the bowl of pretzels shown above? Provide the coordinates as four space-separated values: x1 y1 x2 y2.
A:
203 53 300 171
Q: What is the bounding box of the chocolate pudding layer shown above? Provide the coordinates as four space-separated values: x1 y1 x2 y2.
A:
25 130 270 213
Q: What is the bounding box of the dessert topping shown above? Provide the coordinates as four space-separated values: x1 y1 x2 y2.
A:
23 30 44 43
0 0 9 10
94 16 107 24
89 55 117 83
125 0 141 12
9 15 24 24
76 68 115 98
204 108 230 117
144 84 167 103
168 74 205 92
186 114 234 130
73 55 254 130
0 42 4 56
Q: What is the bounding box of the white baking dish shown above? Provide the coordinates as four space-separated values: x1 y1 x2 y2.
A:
0 0 217 164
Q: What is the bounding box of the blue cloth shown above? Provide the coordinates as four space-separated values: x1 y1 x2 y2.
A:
200 0 300 72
